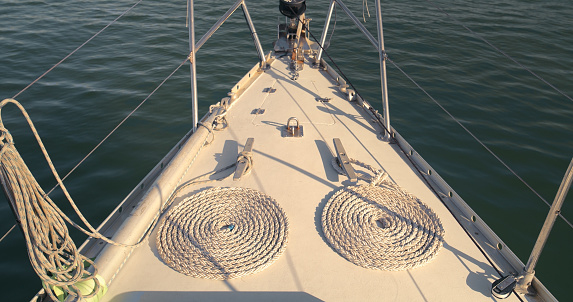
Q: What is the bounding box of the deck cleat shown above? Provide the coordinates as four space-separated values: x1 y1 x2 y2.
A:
491 275 518 299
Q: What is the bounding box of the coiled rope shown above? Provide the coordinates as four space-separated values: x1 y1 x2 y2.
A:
0 99 105 301
156 187 288 280
0 96 236 299
323 158 444 270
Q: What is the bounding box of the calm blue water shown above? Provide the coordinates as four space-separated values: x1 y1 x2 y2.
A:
1 0 571 300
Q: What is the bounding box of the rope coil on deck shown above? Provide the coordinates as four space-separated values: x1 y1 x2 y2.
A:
324 158 444 271
156 187 288 280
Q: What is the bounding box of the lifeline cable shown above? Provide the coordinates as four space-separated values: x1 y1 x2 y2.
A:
0 53 193 249
294 5 572 230
385 56 573 230
13 0 144 99
423 0 573 104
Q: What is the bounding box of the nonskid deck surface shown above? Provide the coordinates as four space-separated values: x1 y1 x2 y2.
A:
101 54 519 302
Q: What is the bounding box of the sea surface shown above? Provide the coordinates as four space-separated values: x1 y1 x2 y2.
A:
1 0 571 300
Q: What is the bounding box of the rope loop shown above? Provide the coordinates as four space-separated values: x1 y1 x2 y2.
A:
210 104 229 131
0 127 14 158
331 157 388 186
237 150 254 176
213 115 228 131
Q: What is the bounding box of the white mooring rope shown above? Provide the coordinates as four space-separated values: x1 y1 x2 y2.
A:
156 187 288 280
0 97 236 298
324 157 445 271
0 99 104 301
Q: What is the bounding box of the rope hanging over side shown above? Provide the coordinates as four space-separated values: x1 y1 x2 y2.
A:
0 99 153 247
0 99 106 301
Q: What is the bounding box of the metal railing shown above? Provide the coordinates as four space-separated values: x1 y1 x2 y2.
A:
317 0 390 139
186 0 266 132
315 0 572 298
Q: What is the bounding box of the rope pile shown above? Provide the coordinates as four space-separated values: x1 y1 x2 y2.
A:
324 158 444 271
0 97 235 299
156 187 288 280
0 101 103 301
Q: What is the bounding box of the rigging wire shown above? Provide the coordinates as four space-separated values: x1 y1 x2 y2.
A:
0 52 191 249
385 55 573 230
0 224 16 244
423 0 573 104
12 0 144 99
2 0 145 249
362 0 371 22
293 6 572 230
324 5 337 50
46 55 191 200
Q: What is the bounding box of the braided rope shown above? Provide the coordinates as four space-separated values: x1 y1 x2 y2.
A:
0 98 228 298
322 183 444 271
157 187 288 280
324 157 444 271
331 157 388 186
0 128 102 301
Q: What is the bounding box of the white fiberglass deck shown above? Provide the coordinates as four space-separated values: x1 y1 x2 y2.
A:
100 54 521 302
